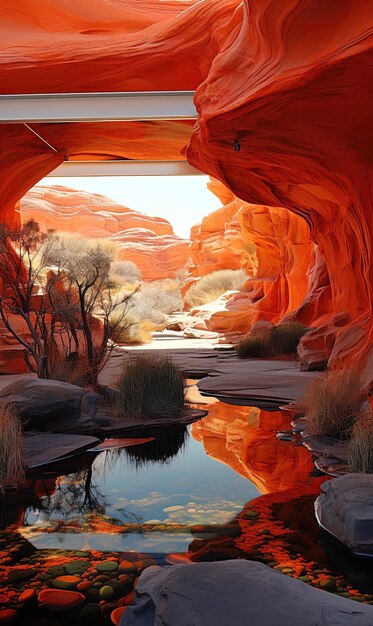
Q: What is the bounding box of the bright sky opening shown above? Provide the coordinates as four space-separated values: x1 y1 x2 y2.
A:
37 176 221 240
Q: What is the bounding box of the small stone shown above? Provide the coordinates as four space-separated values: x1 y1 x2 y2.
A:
163 505 184 512
74 551 89 557
298 576 311 583
18 588 37 603
319 579 336 590
118 561 137 574
78 602 101 624
84 588 100 603
281 568 293 574
96 561 118 572
38 589 85 611
47 566 66 577
93 575 111 584
77 581 92 593
0 609 17 624
7 568 38 583
111 607 127 625
51 575 81 590
64 560 90 575
100 585 115 600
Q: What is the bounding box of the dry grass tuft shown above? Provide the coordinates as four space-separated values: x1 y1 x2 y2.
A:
111 316 155 345
305 370 364 437
0 404 26 492
49 354 91 387
348 408 373 473
236 322 306 358
115 355 185 421
184 269 247 308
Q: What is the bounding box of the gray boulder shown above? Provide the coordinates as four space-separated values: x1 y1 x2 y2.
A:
315 473 373 556
121 560 373 626
0 378 83 429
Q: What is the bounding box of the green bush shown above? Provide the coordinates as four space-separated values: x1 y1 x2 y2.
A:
236 322 306 358
115 356 185 420
184 269 247 308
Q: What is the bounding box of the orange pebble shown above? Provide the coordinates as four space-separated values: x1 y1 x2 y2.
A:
111 606 127 625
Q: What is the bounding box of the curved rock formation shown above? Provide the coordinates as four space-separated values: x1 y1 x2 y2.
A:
21 186 190 281
188 179 314 336
188 0 373 377
0 0 372 378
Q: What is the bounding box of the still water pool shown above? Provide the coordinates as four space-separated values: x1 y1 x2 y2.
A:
21 417 260 553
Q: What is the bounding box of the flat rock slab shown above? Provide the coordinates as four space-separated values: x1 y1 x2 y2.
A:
88 437 155 451
24 433 99 468
101 347 320 407
121 560 373 626
99 408 207 436
198 359 321 406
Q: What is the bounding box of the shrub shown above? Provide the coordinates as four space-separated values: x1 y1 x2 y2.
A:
272 322 307 355
0 404 25 492
110 260 141 285
49 353 91 387
129 281 182 328
109 310 155 345
348 409 373 473
184 269 248 308
236 335 273 358
115 356 185 421
305 370 364 438
236 322 306 358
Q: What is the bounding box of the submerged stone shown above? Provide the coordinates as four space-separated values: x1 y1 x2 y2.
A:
51 575 81 590
38 589 85 611
96 561 118 572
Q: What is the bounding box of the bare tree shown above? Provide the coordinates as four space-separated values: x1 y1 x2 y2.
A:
0 222 138 386
0 219 56 378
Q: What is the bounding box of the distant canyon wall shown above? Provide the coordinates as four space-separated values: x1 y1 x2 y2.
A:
21 186 190 281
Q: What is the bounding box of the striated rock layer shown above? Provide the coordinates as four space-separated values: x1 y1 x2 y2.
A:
21 186 190 281
0 0 372 379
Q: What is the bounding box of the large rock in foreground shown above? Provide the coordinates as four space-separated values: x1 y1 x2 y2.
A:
315 473 373 557
121 560 373 626
0 378 83 429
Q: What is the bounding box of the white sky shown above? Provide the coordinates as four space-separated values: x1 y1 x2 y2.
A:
37 176 221 239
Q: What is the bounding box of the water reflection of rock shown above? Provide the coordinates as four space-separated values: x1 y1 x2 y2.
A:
192 401 316 493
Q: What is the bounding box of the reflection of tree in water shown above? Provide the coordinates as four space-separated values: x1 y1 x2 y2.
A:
124 425 188 468
24 459 110 525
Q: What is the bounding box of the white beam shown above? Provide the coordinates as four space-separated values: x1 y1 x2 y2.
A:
0 91 197 123
47 160 203 177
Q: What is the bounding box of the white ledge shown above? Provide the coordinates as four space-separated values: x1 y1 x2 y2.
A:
47 160 203 177
0 91 197 123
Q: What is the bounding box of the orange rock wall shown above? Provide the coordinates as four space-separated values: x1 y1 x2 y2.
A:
187 0 373 376
21 186 190 281
189 179 314 335
0 0 372 377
